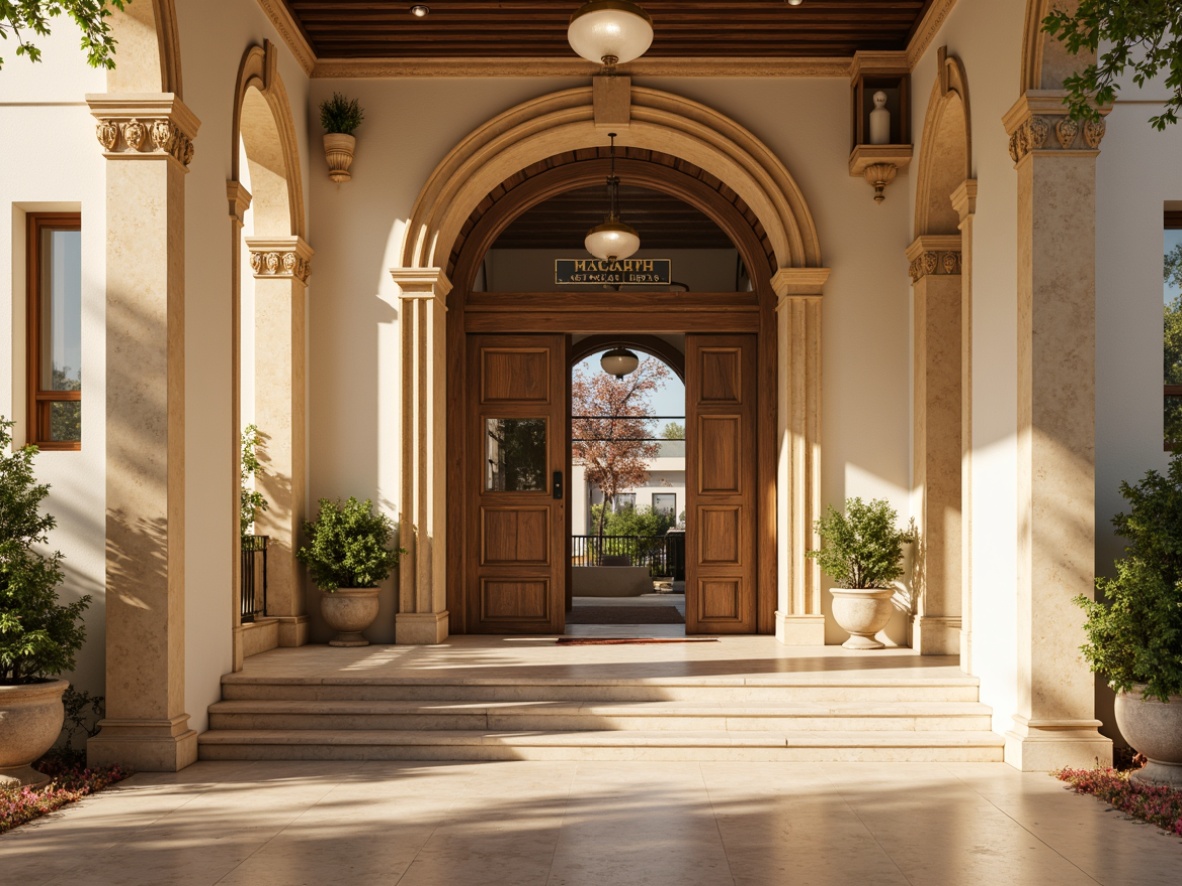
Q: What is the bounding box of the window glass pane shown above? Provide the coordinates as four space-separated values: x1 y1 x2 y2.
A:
653 493 676 516
47 401 81 443
39 228 82 392
615 493 636 510
485 418 547 492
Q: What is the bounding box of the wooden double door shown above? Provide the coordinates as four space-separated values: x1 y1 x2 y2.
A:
465 332 758 634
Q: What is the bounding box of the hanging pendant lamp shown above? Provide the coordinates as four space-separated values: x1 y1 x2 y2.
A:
601 347 640 378
585 133 640 262
567 0 654 70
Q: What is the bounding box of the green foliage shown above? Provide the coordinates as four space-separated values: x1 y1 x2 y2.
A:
807 497 913 589
661 422 685 440
0 417 88 684
58 684 103 755
297 497 404 592
598 503 676 539
0 0 127 71
1164 251 1182 443
1042 2 1182 130
319 92 364 135
1080 452 1182 701
240 424 268 537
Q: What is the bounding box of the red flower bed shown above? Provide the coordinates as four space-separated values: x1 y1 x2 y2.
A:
1 757 129 835
1055 766 1182 838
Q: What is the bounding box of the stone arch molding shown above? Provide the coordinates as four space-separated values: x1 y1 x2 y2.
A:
915 50 972 237
399 85 824 272
108 0 182 95
232 41 306 240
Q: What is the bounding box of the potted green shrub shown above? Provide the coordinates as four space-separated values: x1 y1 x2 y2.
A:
1080 454 1182 786
0 417 89 786
319 91 364 183
808 497 913 649
298 497 403 646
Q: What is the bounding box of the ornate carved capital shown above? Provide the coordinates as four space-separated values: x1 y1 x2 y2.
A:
246 237 313 283
87 95 200 168
905 235 962 283
1003 92 1108 165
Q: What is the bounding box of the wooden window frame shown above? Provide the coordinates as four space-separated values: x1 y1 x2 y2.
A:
27 212 82 451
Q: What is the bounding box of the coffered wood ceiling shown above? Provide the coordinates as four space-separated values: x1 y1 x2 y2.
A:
283 1 937 61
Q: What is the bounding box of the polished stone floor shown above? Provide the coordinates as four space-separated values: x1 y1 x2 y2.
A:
2 759 1180 885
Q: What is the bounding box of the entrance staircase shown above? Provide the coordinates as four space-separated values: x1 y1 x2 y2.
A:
198 667 1004 763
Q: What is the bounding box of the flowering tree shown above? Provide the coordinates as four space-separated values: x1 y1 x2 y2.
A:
572 356 670 538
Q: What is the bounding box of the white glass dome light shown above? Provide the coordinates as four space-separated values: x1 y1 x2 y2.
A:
584 132 640 262
585 219 641 262
567 0 654 68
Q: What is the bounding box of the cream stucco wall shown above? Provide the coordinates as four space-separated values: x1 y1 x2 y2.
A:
0 26 109 696
909 0 1026 735
173 0 313 730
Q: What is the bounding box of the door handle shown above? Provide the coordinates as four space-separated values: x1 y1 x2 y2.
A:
552 471 564 500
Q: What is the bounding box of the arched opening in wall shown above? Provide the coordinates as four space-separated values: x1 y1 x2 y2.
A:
910 54 973 661
230 43 308 663
446 148 775 637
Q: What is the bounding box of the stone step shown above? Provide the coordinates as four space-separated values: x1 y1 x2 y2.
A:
198 728 1005 763
207 698 994 733
218 677 982 704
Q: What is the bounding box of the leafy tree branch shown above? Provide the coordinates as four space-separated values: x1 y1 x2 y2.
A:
0 0 127 71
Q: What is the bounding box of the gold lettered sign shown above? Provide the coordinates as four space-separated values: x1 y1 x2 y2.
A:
555 258 671 285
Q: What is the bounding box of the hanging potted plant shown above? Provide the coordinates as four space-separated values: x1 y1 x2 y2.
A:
297 497 403 647
319 92 364 183
1079 454 1182 786
0 417 90 787
807 497 913 649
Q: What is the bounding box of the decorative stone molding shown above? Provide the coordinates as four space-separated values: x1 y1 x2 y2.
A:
246 238 313 283
849 146 913 204
86 95 200 167
255 0 316 76
906 0 958 69
906 235 962 283
1003 92 1109 165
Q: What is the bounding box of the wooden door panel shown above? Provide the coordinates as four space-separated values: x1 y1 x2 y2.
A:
481 507 550 565
480 580 551 622
480 347 553 403
467 334 567 634
686 334 757 634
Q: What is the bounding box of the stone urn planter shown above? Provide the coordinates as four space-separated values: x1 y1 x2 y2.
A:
323 133 355 183
321 587 380 647
1115 688 1182 787
830 588 895 650
0 679 69 787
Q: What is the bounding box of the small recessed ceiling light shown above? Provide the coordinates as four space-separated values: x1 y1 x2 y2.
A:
787 0 804 6
410 4 430 17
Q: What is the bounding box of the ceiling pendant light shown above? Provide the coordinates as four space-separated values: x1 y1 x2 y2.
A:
567 0 654 71
601 347 640 378
585 133 640 262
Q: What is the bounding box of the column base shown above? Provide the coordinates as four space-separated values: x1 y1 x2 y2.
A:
775 612 825 646
396 610 449 645
1004 715 1113 771
276 615 310 647
87 714 199 772
910 615 961 655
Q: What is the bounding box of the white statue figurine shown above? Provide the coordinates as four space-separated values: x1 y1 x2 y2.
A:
869 90 891 145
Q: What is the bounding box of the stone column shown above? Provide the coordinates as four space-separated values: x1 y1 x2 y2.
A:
1002 93 1112 769
392 268 451 644
951 179 977 672
772 269 829 645
85 95 199 771
228 183 251 671
245 237 312 647
906 236 963 655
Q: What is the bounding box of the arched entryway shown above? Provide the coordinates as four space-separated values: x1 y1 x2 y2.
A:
390 83 829 644
908 50 975 660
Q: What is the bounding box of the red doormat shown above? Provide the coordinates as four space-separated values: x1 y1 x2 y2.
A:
556 637 719 645
565 605 685 625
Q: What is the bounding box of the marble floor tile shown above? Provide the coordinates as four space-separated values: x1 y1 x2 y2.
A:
2 759 1181 885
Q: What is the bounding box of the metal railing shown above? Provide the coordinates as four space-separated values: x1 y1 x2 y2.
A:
571 533 685 579
240 535 269 623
